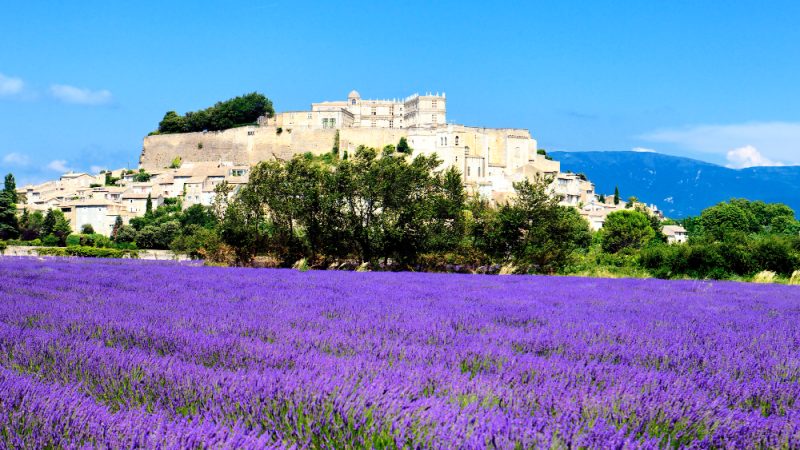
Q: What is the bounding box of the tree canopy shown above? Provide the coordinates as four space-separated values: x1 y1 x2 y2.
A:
601 210 655 253
156 92 275 134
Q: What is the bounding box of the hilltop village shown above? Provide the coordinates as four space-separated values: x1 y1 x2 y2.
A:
16 90 676 240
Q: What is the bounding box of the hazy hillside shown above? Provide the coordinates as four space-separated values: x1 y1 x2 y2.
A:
550 151 800 218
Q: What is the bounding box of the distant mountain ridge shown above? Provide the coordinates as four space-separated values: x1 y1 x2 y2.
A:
550 151 800 218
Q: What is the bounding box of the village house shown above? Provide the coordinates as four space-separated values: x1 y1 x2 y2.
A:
663 225 689 244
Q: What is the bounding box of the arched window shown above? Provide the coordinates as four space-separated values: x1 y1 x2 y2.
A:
351 99 356 105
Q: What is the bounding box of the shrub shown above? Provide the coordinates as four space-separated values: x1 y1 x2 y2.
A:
6 239 42 247
789 270 800 286
35 246 138 258
133 170 151 183
41 234 60 247
80 224 95 234
0 241 6 253
66 233 113 248
114 225 137 244
752 271 777 284
751 236 798 276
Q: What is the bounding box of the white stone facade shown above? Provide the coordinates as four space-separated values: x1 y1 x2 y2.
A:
266 90 447 130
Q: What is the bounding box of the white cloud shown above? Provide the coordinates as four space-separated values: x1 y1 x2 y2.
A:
46 160 71 172
725 145 784 169
631 147 656 153
639 121 800 165
50 84 112 105
2 152 30 166
0 73 24 96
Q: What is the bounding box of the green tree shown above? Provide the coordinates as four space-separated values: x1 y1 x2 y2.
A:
158 92 274 134
428 166 467 252
397 137 411 154
0 191 19 240
133 170 151 183
699 201 754 242
42 209 57 236
104 172 120 186
332 130 340 156
42 209 71 246
19 210 44 241
179 204 217 229
111 216 123 240
4 173 17 204
601 210 655 253
114 225 137 244
145 194 153 217
613 186 620 205
157 111 187 133
81 224 95 234
505 176 591 272
170 225 222 259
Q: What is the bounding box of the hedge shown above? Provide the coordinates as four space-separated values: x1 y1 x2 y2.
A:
34 246 139 259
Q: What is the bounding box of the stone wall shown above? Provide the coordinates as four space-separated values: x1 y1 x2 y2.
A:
140 125 409 170
1 246 189 261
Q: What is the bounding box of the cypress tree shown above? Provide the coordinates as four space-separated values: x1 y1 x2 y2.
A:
111 216 123 240
614 186 620 205
0 191 19 240
4 174 17 204
332 130 340 156
42 209 56 236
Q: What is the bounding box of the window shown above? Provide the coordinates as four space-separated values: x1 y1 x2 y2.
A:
455 136 459 146
467 166 471 176
371 120 376 128
330 118 336 128
432 114 437 124
389 120 393 128
307 112 312 119
351 99 356 105
247 130 255 136
432 100 437 109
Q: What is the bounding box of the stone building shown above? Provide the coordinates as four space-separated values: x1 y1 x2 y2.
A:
140 90 574 203
267 90 447 131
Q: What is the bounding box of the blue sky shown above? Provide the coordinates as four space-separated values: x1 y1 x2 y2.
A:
2 1 799 184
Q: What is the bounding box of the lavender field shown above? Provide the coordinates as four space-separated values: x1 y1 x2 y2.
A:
0 258 799 449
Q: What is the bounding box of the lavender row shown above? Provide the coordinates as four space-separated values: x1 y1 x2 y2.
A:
1 258 799 448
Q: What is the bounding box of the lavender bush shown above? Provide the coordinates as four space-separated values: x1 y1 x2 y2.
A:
0 258 798 449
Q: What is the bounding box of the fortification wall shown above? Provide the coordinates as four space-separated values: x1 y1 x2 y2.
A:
140 125 408 169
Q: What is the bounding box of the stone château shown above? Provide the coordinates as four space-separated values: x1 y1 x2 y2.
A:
140 90 595 204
